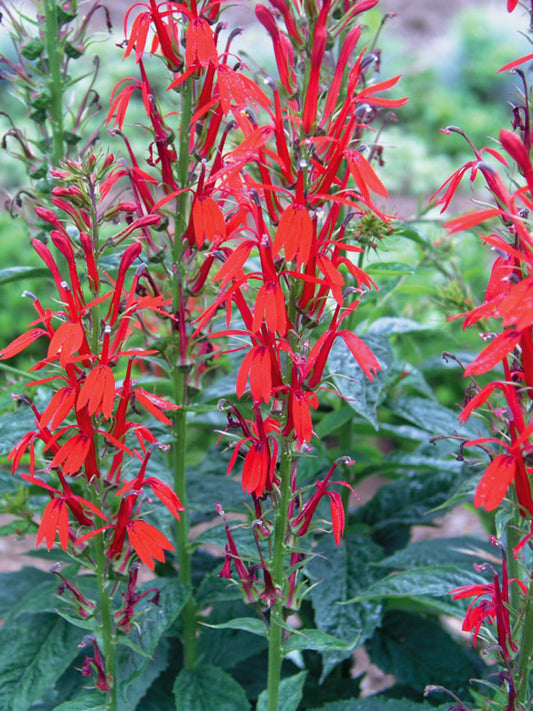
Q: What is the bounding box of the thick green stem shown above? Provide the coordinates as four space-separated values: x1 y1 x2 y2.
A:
43 0 64 164
266 447 293 711
170 79 197 670
172 368 197 670
516 574 533 706
94 528 117 711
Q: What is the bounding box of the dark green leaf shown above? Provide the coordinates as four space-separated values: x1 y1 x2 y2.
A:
354 468 469 550
307 533 384 680
0 410 36 456
21 39 44 59
116 579 190 709
256 671 307 711
0 568 50 618
198 601 267 670
311 698 450 710
366 318 432 336
366 262 416 275
284 629 357 654
374 536 495 571
389 396 475 437
51 694 108 711
328 336 394 428
0 613 82 711
347 564 488 603
201 617 267 638
368 611 483 695
315 406 355 438
173 664 250 711
0 266 50 285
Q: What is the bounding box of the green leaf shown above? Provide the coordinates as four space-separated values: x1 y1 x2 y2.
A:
347 564 488 604
257 671 307 711
374 536 495 571
51 694 108 711
173 664 250 711
117 639 170 711
198 601 267 670
354 468 467 554
0 266 50 285
315 406 355 438
328 335 394 428
284 629 357 654
389 396 476 438
370 451 463 477
368 611 483 695
311 698 450 710
116 579 190 709
0 568 50 618
201 617 267 638
0 613 82 711
366 317 432 336
366 262 416 275
21 39 45 59
307 533 384 680
0 410 36 456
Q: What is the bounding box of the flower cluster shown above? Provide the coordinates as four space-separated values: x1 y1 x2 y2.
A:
1 156 183 568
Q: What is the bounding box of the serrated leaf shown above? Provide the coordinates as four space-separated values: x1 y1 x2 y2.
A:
374 536 496 571
284 628 357 654
354 469 465 548
315 406 355 438
368 611 483 695
347 564 488 603
117 639 170 711
198 601 267 670
366 317 432 335
116 579 190 709
0 613 82 711
0 568 50 618
52 694 108 711
0 410 36 456
307 533 384 680
328 336 393 428
389 396 475 437
366 262 416 275
311 698 450 711
173 664 249 711
0 266 50 285
372 451 463 477
201 616 267 638
257 671 307 711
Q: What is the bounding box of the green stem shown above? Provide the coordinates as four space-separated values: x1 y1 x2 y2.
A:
516 574 533 706
94 527 117 711
266 446 293 711
170 79 197 670
43 0 64 164
172 368 197 670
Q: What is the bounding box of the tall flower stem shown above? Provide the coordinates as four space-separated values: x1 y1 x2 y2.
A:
171 80 197 670
267 446 293 711
43 0 64 164
515 573 533 706
93 520 117 710
86 197 116 704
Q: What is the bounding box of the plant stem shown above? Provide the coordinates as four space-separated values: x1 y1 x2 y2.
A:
266 445 293 711
93 527 117 711
172 367 197 670
516 573 533 706
171 79 197 670
43 0 64 164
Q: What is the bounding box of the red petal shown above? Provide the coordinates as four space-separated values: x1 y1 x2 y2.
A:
474 454 517 511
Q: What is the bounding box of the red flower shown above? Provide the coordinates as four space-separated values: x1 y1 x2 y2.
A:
451 546 525 658
293 458 357 545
